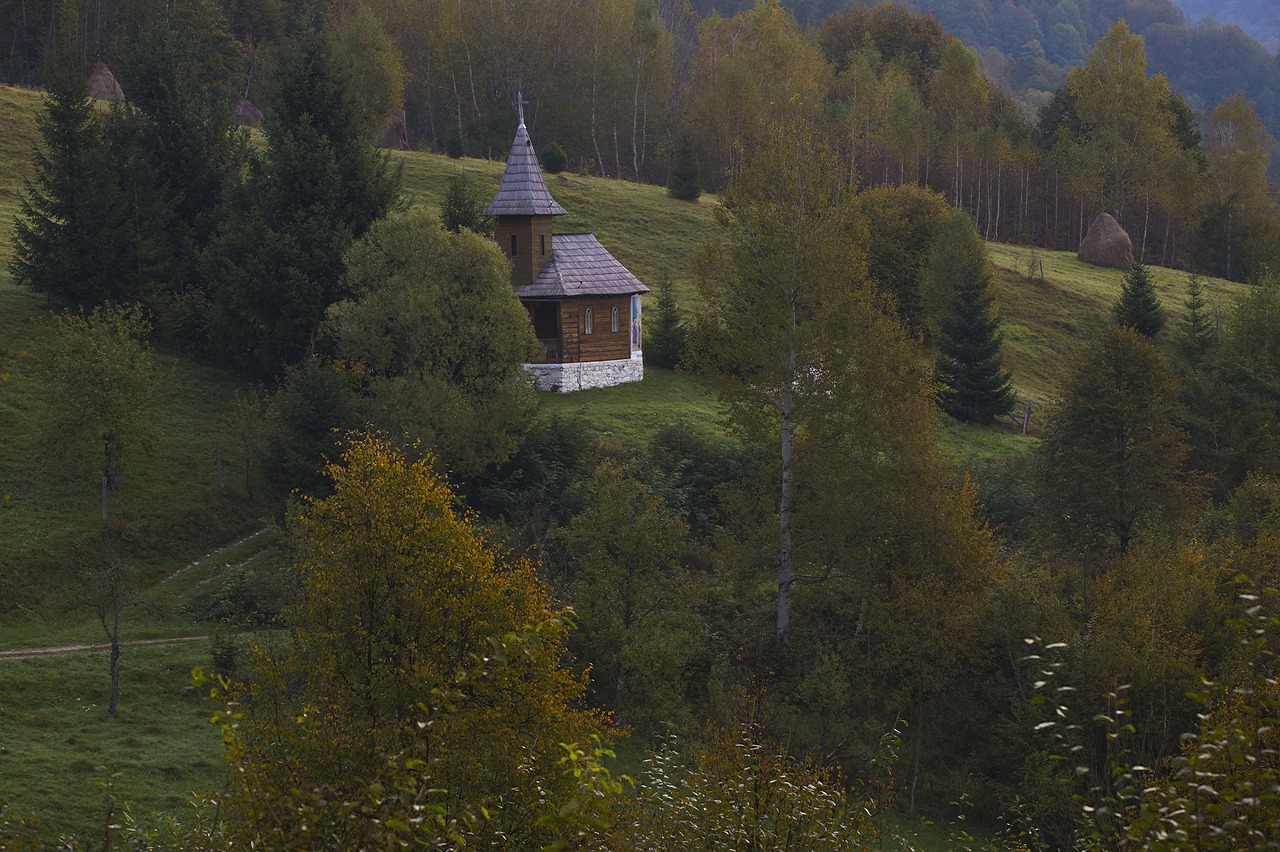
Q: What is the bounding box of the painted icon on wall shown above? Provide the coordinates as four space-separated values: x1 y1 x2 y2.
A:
631 295 642 351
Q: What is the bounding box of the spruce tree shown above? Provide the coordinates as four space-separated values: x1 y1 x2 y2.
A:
118 9 245 309
925 211 1014 423
440 174 488 235
1177 274 1216 360
1114 260 1165 338
667 133 701 201
201 28 399 376
644 274 687 369
1038 325 1190 553
10 54 120 306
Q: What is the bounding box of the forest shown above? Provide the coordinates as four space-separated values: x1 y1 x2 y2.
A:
2 0 1280 280
3 0 1280 848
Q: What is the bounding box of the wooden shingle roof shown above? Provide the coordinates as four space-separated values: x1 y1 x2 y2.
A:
514 234 649 299
483 123 567 217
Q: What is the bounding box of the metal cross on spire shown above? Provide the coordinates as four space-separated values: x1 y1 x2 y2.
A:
517 89 528 128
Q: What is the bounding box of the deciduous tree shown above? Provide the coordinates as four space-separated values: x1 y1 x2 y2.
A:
559 460 702 733
322 209 537 477
44 304 158 496
226 432 606 846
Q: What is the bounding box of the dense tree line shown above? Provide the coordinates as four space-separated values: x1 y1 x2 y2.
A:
6 0 1279 282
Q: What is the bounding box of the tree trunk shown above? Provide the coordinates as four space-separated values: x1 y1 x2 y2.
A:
778 343 795 652
631 58 642 178
108 616 120 716
909 706 924 811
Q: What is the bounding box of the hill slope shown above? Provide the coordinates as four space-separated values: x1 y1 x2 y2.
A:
0 84 1249 601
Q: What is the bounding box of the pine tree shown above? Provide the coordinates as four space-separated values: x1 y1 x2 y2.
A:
201 28 399 376
1114 260 1165 338
667 132 701 201
1178 274 1216 360
440 174 488 234
644 274 686 368
925 211 1014 423
10 55 120 306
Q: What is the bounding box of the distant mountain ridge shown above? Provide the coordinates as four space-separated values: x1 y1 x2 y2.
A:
1169 0 1280 50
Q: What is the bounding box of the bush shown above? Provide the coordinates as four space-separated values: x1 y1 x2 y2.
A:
667 133 701 201
540 141 567 173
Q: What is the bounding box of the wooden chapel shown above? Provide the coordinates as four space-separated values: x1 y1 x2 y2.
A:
483 104 648 392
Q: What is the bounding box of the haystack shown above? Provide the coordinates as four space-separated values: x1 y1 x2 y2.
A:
376 108 409 150
87 61 125 103
231 97 263 127
1077 213 1133 269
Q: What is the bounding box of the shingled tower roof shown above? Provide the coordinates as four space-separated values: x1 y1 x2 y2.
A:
483 111 567 217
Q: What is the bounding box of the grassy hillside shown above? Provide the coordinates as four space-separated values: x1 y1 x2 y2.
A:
392 145 719 302
0 643 226 842
0 81 1249 850
988 243 1248 407
0 83 1254 598
0 85 42 261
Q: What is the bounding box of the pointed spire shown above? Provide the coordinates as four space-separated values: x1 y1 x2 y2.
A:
483 99 567 217
517 89 527 128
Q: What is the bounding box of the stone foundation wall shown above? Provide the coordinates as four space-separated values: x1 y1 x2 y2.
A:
525 352 644 393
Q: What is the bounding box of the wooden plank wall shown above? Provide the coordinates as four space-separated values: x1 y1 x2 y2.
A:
558 297 631 362
495 216 554 286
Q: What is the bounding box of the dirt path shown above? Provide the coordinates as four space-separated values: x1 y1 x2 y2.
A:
163 526 270 584
1 526 276 662
0 635 214 661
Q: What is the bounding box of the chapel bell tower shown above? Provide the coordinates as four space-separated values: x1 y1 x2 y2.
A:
482 96 566 288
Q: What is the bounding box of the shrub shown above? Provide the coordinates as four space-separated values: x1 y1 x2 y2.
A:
540 141 567 173
667 133 701 201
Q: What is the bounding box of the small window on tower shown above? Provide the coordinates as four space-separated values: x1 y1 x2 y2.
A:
585 308 593 335
510 234 517 257
540 234 545 256
611 306 619 332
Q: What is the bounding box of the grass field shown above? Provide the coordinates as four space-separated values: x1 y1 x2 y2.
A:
0 643 226 843
987 242 1247 407
0 269 269 618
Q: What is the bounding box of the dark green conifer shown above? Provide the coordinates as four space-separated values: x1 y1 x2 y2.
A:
1177 274 1216 360
10 54 120 306
645 274 687 369
925 212 1015 423
1114 260 1165 338
201 28 399 376
440 175 489 235
667 133 701 202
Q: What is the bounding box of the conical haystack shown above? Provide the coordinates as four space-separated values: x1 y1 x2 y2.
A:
231 97 263 127
1077 212 1133 269
376 108 409 150
87 61 125 103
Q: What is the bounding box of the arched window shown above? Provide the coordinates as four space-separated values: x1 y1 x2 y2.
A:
584 308 593 335
510 234 517 257
611 306 619 332
540 234 545 256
